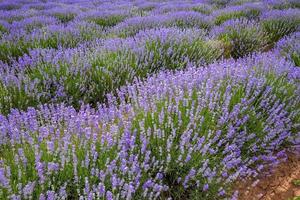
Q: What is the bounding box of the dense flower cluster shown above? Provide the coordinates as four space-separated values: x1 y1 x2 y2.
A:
0 0 299 199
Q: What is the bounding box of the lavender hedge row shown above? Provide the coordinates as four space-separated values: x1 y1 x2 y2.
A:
0 52 299 199
0 27 223 114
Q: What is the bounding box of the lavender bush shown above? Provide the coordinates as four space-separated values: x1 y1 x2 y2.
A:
276 32 300 66
261 9 300 45
211 19 269 58
212 3 265 25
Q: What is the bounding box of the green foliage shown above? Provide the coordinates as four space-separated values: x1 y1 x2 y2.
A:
210 0 231 8
218 25 268 59
292 179 300 186
0 25 7 40
290 1 300 8
90 15 126 27
243 9 261 20
0 82 38 115
291 52 300 67
215 12 245 25
0 40 32 63
0 24 7 34
192 6 212 15
6 16 24 23
139 5 155 12
0 37 64 63
270 2 300 9
262 19 299 45
88 50 138 105
144 39 223 72
215 9 261 25
36 33 80 49
54 13 76 23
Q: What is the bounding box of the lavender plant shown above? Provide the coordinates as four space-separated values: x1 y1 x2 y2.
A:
45 7 81 24
212 3 264 25
261 9 300 45
0 20 9 37
276 32 300 66
0 2 21 11
212 19 269 58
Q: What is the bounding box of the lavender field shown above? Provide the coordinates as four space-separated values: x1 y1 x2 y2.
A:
0 0 299 199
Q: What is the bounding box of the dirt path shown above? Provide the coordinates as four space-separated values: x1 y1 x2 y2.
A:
236 147 300 200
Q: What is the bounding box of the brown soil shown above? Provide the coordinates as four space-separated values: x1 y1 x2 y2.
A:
236 147 300 200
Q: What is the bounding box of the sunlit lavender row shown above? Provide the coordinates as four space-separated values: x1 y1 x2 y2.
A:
0 0 299 199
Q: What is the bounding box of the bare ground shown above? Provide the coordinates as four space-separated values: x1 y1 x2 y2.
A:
236 147 300 200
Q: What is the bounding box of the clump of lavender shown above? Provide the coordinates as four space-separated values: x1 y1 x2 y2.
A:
207 0 231 8
288 0 300 8
134 28 223 71
192 3 214 15
212 3 265 25
276 32 300 66
0 2 21 11
0 20 9 37
212 18 269 58
261 9 300 45
78 10 131 28
45 6 81 24
0 52 299 199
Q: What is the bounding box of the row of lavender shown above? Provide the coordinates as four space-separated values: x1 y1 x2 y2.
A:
0 0 300 114
0 52 299 199
0 0 299 199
